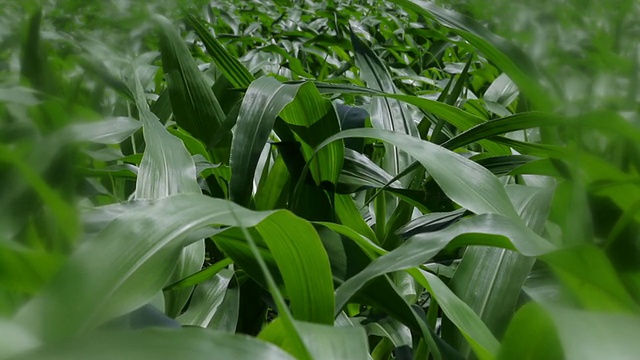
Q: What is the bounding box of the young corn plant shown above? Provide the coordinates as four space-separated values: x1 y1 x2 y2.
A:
1 0 639 359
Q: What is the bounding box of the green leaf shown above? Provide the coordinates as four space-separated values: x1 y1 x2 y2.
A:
258 212 335 324
334 212 555 313
0 144 78 244
67 117 141 145
351 32 418 179
184 12 254 88
476 155 540 177
155 15 228 156
260 318 369 360
442 112 565 151
445 185 554 355
13 194 329 342
279 82 344 187
255 154 289 211
131 73 204 317
542 245 640 312
389 0 552 111
547 305 640 360
314 82 507 154
131 76 201 199
410 270 500 360
365 316 412 347
10 327 294 360
229 77 302 206
338 148 402 193
334 193 378 244
164 258 233 291
176 269 233 327
0 320 39 359
315 128 519 218
0 86 40 106
498 303 562 360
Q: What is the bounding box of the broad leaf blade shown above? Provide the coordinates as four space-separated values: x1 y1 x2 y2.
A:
316 128 519 218
13 194 327 342
176 269 233 327
351 32 418 179
11 327 293 360
255 212 335 325
445 185 554 355
260 318 369 360
279 82 344 187
229 77 302 206
131 73 204 318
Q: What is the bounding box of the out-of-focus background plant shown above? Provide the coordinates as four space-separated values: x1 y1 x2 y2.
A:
1 0 639 359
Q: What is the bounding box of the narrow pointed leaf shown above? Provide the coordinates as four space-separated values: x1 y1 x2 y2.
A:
389 0 552 111
314 82 507 154
185 13 254 88
338 148 402 193
334 193 378 243
410 269 500 360
67 117 141 145
442 112 565 151
334 213 555 313
155 15 227 153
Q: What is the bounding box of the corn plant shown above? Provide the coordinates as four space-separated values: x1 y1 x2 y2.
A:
1 0 639 359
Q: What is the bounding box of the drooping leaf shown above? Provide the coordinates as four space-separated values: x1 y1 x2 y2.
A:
66 117 141 145
334 213 555 313
13 194 330 342
314 82 507 154
441 112 565 151
131 73 204 318
315 128 519 218
10 327 294 360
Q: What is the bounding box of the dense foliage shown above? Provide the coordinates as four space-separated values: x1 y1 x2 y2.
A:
1 0 639 359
